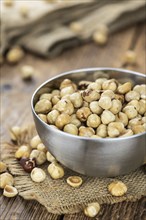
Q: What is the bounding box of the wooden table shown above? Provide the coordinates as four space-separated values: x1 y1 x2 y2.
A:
0 23 145 220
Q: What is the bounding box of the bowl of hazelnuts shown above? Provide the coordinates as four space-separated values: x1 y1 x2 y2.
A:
31 68 146 177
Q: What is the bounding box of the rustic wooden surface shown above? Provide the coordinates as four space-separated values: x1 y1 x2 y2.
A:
0 23 146 220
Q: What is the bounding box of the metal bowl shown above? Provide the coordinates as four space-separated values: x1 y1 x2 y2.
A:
31 68 146 177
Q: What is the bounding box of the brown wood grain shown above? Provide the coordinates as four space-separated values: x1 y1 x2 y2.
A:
0 23 145 220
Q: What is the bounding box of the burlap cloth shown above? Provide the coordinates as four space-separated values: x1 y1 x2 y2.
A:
2 125 146 215
1 0 146 58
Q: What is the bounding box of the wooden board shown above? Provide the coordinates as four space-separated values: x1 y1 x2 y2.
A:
0 23 145 220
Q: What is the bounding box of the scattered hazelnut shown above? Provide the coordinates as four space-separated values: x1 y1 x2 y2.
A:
19 157 36 173
124 50 137 64
66 176 83 188
108 181 127 196
69 22 83 33
3 185 18 198
93 30 108 46
19 5 29 17
30 135 41 149
37 143 47 153
31 168 46 183
46 151 56 163
15 145 31 159
21 65 34 80
6 47 24 64
9 126 21 142
84 202 100 218
0 161 7 173
0 173 14 189
48 161 64 179
3 0 13 7
30 150 46 165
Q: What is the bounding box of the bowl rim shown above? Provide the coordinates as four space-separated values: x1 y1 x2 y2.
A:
31 67 146 142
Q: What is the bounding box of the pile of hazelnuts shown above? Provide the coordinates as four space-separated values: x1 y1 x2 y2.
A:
35 77 146 138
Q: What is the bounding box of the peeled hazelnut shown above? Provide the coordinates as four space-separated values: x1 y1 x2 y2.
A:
123 106 138 119
84 202 100 218
39 93 52 101
35 99 52 114
124 50 136 64
120 129 133 137
19 157 36 173
96 124 107 138
76 107 91 122
55 99 74 115
3 185 18 198
89 101 103 114
115 94 125 104
15 145 31 159
30 135 41 149
138 99 146 115
67 176 83 188
133 84 146 99
69 22 83 33
108 122 124 138
125 91 140 102
108 181 127 196
101 90 115 99
101 110 116 125
78 80 92 90
82 89 100 102
131 125 145 134
70 114 81 128
46 151 56 163
55 113 71 129
98 96 112 110
128 118 142 129
102 79 117 91
9 126 21 142
87 82 101 90
95 78 107 85
47 110 60 125
6 47 24 64
21 65 34 80
48 161 64 179
0 173 14 189
37 143 47 153
79 126 95 137
110 99 122 114
0 161 7 173
51 95 60 105
93 30 108 46
30 150 46 165
38 114 48 123
64 124 78 135
87 114 101 128
117 82 132 94
31 168 46 183
51 89 60 96
70 92 83 108
116 112 128 126
60 86 75 97
127 100 140 111
60 79 77 90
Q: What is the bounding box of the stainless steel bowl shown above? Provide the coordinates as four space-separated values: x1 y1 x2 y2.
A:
31 68 146 177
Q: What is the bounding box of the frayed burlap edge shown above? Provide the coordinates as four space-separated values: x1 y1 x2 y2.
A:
2 124 146 215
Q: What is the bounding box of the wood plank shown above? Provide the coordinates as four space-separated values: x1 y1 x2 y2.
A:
0 191 60 220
